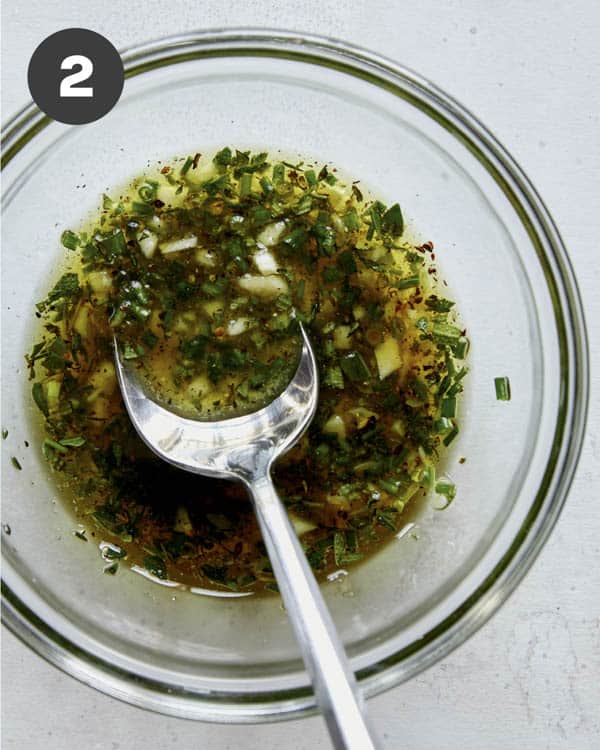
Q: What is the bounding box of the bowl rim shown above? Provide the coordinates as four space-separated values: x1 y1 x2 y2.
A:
1 27 590 723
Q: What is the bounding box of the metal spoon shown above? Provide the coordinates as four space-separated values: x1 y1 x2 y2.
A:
114 324 378 749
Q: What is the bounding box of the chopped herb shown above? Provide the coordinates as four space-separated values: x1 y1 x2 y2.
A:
340 351 371 382
31 382 48 416
393 275 420 291
494 376 511 401
435 480 456 509
324 365 344 389
11 457 22 471
382 203 404 236
61 230 80 250
425 296 455 313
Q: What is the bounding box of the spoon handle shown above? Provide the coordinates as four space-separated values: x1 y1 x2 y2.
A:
248 472 379 750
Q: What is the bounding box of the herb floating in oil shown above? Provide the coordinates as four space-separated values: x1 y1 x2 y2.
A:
28 148 469 593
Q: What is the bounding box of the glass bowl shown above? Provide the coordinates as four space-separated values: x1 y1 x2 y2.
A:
1 29 588 722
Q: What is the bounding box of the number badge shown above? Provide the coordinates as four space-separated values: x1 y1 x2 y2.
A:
28 28 123 125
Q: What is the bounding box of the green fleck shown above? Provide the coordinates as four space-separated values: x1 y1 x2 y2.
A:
452 336 469 359
138 180 158 203
32 382 49 417
44 273 81 306
61 230 79 251
42 438 68 456
441 397 457 419
382 203 404 236
59 436 86 448
100 229 127 255
393 275 420 291
340 351 371 382
213 146 233 167
435 480 457 510
379 478 400 495
494 376 511 401
130 201 154 217
425 296 455 313
324 365 344 389
343 209 361 231
11 456 22 471
432 322 462 345
377 510 397 531
443 422 459 447
180 155 194 174
239 172 253 198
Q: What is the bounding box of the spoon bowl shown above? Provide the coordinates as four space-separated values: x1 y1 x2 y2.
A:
114 324 319 482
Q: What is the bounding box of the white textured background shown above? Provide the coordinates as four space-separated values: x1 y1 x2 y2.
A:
1 2 599 748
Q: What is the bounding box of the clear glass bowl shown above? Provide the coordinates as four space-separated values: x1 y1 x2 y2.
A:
1 30 588 722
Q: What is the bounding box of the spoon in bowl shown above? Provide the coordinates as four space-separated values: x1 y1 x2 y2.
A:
114 323 378 749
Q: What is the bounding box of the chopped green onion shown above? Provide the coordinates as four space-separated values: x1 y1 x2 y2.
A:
494 376 511 401
239 172 252 198
131 201 154 217
382 203 404 236
443 422 459 446
340 351 371 382
452 336 470 359
138 181 158 203
393 275 420 291
32 382 49 416
180 156 194 175
305 169 317 188
435 480 456 509
59 436 86 448
324 365 344 389
100 229 127 255
213 146 232 167
42 438 68 456
433 417 452 434
61 230 79 251
260 176 274 195
432 322 462 345
425 296 455 313
441 397 457 419
294 195 313 215
343 209 361 231
379 478 400 495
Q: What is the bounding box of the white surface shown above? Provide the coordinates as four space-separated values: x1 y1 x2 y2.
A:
1 1 599 748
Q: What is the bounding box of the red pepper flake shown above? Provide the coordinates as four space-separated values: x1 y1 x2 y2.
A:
192 152 201 169
416 241 434 253
160 166 171 174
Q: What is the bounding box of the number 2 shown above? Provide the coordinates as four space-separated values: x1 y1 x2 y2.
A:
59 55 93 98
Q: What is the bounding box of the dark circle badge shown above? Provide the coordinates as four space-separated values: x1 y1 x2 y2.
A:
28 28 124 125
